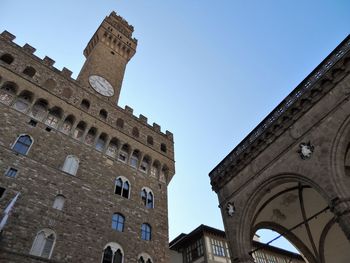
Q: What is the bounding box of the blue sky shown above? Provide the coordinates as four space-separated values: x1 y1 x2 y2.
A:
2 0 349 253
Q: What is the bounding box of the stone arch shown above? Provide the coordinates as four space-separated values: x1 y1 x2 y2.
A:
330 114 350 197
231 173 349 263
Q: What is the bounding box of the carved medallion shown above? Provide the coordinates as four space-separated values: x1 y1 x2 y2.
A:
298 142 314 160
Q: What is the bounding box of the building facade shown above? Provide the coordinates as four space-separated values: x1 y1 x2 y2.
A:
169 225 304 263
0 11 175 263
209 36 350 263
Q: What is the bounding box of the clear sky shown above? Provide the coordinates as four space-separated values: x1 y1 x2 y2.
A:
1 0 349 253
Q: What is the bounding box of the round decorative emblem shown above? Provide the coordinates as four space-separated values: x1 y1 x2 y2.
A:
298 141 314 160
226 202 235 216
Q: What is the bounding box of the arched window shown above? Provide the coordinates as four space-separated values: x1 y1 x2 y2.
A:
73 121 86 140
160 143 167 153
102 246 113 263
31 99 48 121
118 144 129 163
85 127 97 145
12 134 33 155
13 90 33 112
102 243 123 263
80 99 90 110
52 195 65 210
140 156 150 173
115 177 130 199
96 133 107 152
62 155 79 176
116 118 124 129
99 109 108 120
130 150 140 168
0 53 14 64
141 223 151 241
150 161 160 178
61 115 75 134
106 138 119 158
132 127 139 137
0 81 17 105
45 107 63 128
160 166 169 183
141 188 154 208
23 66 36 78
138 254 153 263
30 229 56 259
112 213 125 232
147 136 153 145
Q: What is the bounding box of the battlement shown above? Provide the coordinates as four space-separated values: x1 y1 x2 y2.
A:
107 11 135 39
0 30 173 141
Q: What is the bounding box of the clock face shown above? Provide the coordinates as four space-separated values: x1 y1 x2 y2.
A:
88 75 114 97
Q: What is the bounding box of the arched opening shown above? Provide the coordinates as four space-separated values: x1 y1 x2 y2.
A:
130 150 140 168
140 155 151 174
23 66 36 78
132 127 139 137
73 121 86 140
96 133 107 152
45 106 63 128
0 53 14 64
31 99 48 120
80 99 90 110
13 90 33 112
106 138 119 158
0 81 17 105
242 179 350 263
61 115 75 134
85 127 97 145
116 118 124 129
99 109 108 120
118 144 130 163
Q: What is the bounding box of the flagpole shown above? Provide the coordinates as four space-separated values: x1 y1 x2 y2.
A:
0 192 20 234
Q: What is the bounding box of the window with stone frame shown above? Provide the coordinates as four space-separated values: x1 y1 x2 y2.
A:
12 134 33 155
52 195 65 210
5 167 18 178
112 213 125 232
114 177 130 199
61 155 79 176
102 243 123 263
185 238 203 263
130 150 140 168
141 223 151 241
141 188 154 208
30 229 56 259
211 238 226 257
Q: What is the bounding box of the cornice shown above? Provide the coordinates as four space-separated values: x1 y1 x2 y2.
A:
210 35 350 192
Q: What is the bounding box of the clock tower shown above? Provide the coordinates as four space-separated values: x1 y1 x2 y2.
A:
77 11 137 104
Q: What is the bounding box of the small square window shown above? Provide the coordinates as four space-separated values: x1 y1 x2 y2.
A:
28 119 37 127
5 167 18 178
0 187 6 198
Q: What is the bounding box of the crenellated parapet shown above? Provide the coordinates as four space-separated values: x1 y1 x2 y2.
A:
0 30 175 170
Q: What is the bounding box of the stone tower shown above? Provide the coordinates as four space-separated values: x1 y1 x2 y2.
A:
0 11 175 263
77 11 137 104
